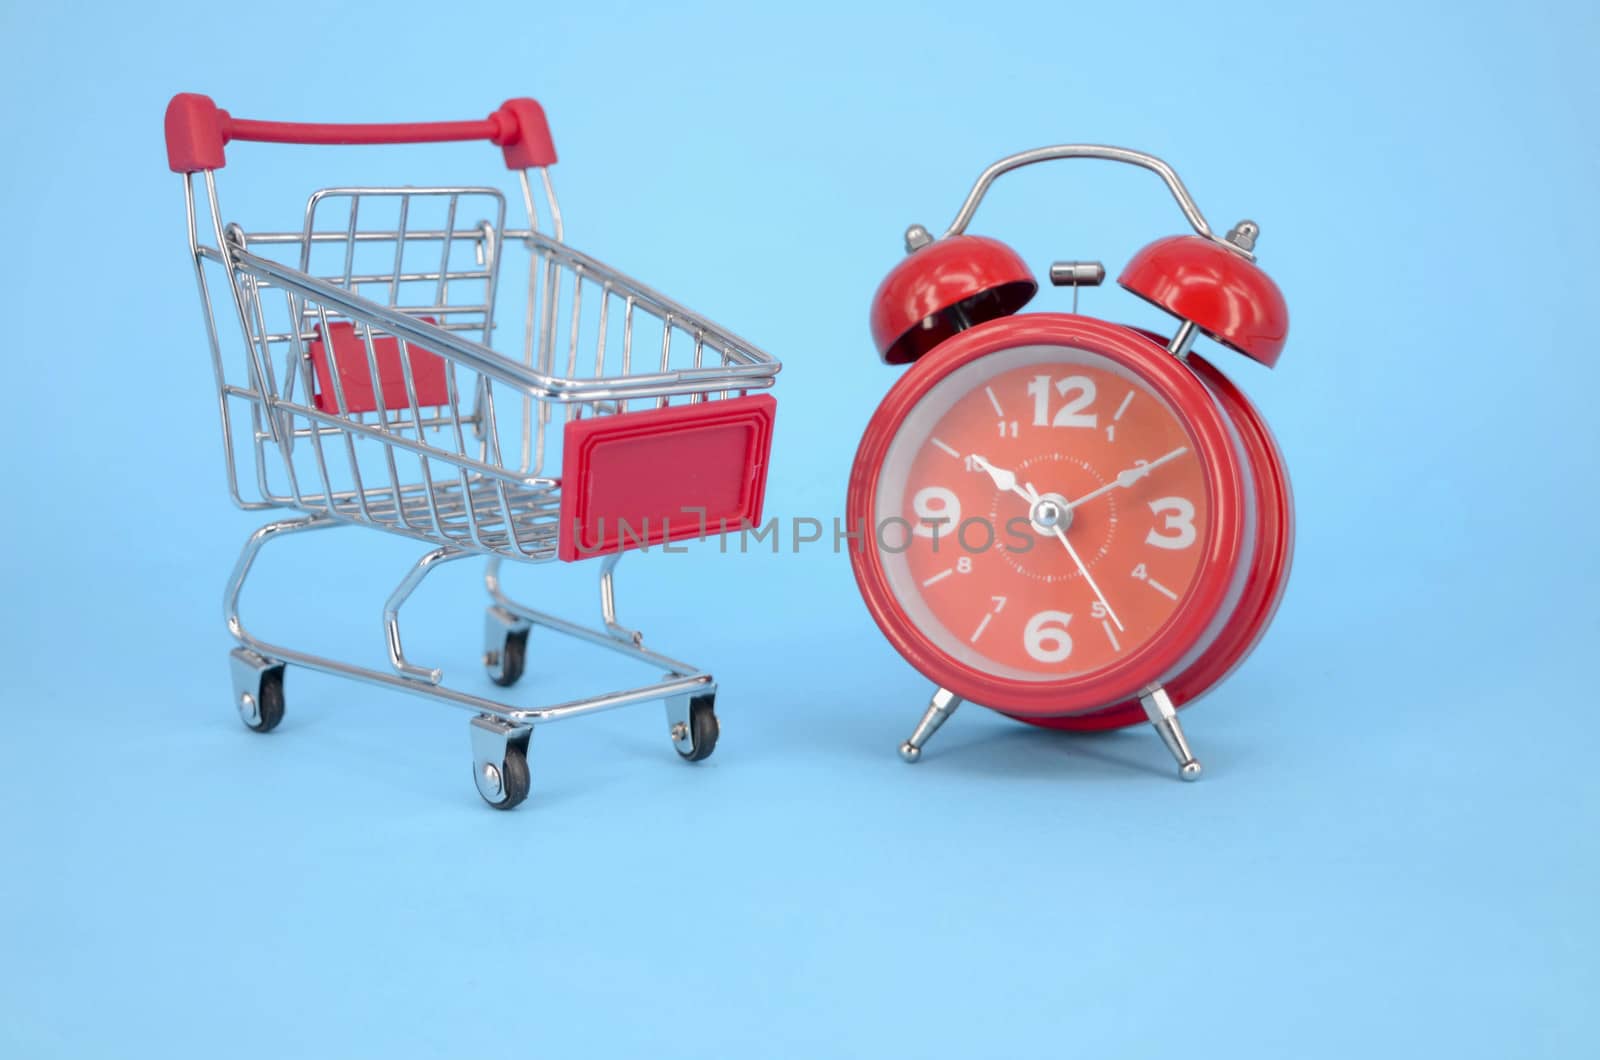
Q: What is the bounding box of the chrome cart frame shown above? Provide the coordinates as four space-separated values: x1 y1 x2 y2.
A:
168 94 780 808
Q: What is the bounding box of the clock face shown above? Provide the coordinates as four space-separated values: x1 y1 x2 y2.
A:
872 343 1212 684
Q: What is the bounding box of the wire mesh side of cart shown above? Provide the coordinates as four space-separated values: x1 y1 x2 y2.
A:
184 171 778 562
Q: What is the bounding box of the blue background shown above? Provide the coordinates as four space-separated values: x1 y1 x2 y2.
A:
2 1 1596 1056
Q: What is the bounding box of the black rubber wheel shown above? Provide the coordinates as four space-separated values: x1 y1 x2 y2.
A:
488 628 529 688
676 696 719 762
481 743 531 811
246 667 286 734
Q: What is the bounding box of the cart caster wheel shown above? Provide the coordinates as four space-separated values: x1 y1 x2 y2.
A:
673 695 719 763
475 743 530 811
470 715 532 811
485 626 529 688
231 649 286 733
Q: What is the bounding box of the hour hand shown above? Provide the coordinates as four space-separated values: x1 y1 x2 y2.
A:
968 454 1033 503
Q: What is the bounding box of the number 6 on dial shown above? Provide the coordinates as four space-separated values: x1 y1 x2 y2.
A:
1023 610 1074 663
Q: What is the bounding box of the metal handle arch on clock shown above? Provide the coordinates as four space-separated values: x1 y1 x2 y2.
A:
940 144 1225 246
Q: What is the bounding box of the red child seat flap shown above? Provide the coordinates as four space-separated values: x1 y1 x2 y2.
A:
558 395 777 562
308 318 450 414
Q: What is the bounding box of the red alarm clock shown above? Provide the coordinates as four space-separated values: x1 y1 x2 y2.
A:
847 145 1291 780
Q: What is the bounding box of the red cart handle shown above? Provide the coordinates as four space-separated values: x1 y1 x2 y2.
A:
164 93 557 173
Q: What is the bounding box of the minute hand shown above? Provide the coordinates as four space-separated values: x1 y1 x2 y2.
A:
1063 447 1188 512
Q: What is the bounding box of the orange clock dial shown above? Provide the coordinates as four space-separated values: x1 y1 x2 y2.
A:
873 344 1211 682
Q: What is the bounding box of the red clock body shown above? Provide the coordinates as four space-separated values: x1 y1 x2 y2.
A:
849 313 1289 723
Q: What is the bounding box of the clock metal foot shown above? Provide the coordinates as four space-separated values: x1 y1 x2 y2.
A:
899 686 962 762
1140 686 1202 781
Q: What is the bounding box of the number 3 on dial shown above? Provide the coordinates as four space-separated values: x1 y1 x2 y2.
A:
1147 497 1197 549
1024 610 1074 663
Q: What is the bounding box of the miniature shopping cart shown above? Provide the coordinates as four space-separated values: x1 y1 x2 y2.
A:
165 94 780 809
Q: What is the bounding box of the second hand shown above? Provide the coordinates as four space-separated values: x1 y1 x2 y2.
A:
1051 525 1124 633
